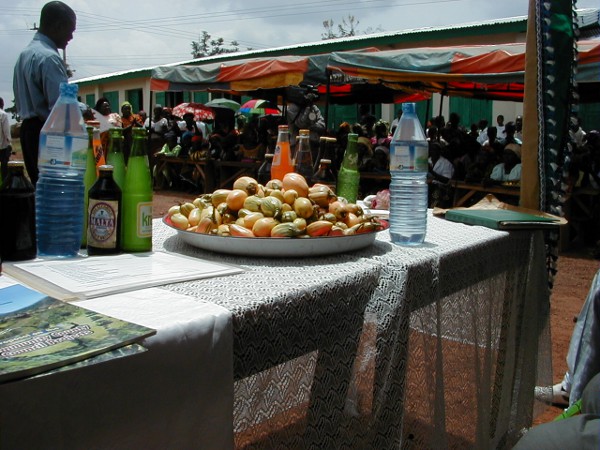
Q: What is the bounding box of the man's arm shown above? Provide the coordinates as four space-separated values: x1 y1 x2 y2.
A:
40 53 69 113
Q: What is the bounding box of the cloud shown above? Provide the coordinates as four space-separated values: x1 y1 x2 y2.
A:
2 0 597 120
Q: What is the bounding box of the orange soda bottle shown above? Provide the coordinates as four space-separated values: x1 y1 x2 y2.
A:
270 125 294 181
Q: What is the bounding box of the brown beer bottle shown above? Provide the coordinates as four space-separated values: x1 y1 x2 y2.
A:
87 165 122 255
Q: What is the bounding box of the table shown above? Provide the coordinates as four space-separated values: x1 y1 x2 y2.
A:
153 213 550 448
0 287 234 449
0 215 551 449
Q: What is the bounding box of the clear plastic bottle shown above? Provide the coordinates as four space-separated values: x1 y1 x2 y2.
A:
121 127 152 252
293 129 314 183
270 125 293 181
36 82 88 257
389 102 429 245
336 133 360 203
0 161 36 261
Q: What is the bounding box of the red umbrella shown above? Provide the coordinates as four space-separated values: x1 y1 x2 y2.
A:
239 99 281 116
171 102 215 121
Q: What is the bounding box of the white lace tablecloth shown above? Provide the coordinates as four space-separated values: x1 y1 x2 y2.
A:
152 212 551 449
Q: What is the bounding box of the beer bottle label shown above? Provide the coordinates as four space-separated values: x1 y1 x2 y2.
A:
88 199 119 248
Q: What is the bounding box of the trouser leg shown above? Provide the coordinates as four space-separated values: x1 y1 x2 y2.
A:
19 117 43 186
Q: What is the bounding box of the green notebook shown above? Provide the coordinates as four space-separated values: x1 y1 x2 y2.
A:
0 284 156 383
445 208 560 230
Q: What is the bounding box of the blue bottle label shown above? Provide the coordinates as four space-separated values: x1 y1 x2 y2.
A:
390 142 428 172
39 134 88 170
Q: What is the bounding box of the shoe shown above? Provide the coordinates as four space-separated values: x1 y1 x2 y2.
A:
534 383 569 407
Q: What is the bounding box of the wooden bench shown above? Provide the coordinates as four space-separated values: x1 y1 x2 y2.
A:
215 161 261 190
153 154 214 193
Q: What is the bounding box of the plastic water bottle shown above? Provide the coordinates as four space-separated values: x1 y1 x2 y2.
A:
36 83 88 257
389 103 428 245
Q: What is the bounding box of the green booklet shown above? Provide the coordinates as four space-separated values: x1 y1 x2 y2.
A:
445 208 560 230
0 284 156 383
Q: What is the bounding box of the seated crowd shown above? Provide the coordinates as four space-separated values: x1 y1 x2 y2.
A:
89 99 600 217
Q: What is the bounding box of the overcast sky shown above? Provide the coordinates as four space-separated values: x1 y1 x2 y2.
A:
1 0 597 118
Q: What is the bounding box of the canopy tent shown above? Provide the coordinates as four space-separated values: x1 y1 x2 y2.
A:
149 50 417 105
151 54 329 93
150 40 599 103
326 39 600 102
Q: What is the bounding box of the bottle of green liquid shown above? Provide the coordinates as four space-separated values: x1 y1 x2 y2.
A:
106 127 126 190
121 128 153 252
336 133 360 203
82 125 98 247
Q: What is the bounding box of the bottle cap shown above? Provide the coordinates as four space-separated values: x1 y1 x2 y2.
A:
319 159 332 164
98 164 114 172
402 103 416 114
7 161 25 168
299 129 310 136
264 153 274 159
59 82 78 97
278 125 289 131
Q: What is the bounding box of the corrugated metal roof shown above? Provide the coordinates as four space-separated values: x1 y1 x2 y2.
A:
73 8 599 87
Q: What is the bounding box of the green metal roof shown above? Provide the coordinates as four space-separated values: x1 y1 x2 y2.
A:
74 9 598 88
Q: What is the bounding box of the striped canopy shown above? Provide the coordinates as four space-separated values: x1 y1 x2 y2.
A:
326 39 600 102
150 40 599 103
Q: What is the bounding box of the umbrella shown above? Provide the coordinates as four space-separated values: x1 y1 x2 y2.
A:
171 102 215 121
205 98 241 111
239 99 281 116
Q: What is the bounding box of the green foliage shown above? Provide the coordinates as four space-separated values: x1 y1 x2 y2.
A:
321 15 360 39
321 15 383 40
191 31 242 58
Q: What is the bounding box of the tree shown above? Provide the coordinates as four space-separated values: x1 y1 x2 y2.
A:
322 15 383 40
321 15 360 39
191 31 242 58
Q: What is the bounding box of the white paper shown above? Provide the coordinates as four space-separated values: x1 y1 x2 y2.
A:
4 251 244 301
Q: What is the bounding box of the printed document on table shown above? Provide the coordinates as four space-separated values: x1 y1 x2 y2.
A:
3 251 244 301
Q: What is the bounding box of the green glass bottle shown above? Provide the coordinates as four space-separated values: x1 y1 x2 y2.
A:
121 127 153 252
106 127 126 190
82 125 98 247
336 133 360 203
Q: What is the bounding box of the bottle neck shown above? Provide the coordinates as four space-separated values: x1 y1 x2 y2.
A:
109 137 124 154
130 137 147 157
277 132 289 143
341 138 358 170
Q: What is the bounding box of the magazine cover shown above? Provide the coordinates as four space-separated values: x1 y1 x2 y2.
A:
0 284 155 383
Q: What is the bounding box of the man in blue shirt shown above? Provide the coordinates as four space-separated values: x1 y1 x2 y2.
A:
13 1 76 185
